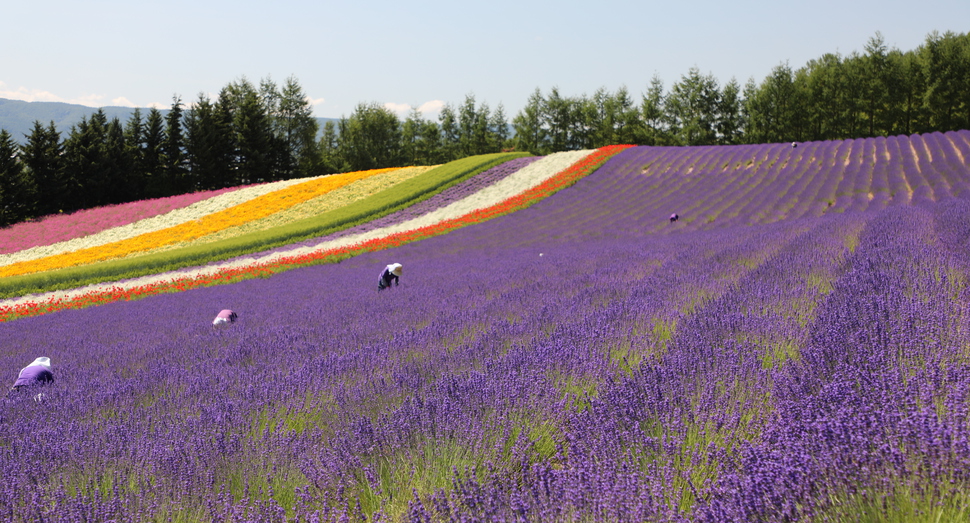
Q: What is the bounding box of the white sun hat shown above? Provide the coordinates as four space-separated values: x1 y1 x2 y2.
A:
29 357 51 371
389 263 403 276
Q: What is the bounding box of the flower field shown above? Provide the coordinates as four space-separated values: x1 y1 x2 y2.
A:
2 131 970 521
0 185 246 255
0 167 403 278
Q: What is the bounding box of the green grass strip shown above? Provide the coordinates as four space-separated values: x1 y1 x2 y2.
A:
0 152 528 299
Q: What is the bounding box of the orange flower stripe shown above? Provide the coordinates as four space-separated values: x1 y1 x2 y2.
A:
0 167 399 278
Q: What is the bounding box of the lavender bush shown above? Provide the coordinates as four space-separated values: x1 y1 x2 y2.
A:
2 132 970 521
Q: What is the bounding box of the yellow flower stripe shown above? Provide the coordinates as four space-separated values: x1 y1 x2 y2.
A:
131 166 433 257
0 168 399 278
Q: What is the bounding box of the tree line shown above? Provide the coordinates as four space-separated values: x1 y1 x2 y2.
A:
0 76 321 225
1 30 969 227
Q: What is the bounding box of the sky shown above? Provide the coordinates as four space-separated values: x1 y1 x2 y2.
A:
2 0 967 121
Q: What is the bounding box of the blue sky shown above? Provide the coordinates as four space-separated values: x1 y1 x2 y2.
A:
2 0 967 120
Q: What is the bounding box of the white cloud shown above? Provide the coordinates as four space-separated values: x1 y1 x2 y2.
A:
110 97 137 107
382 100 446 119
307 96 325 107
74 93 106 105
417 100 445 115
382 102 411 117
0 82 125 108
0 82 67 103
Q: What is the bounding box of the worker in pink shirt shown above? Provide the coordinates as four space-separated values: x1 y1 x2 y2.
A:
212 309 238 325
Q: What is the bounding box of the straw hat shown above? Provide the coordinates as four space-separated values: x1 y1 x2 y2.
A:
389 263 403 276
29 357 51 371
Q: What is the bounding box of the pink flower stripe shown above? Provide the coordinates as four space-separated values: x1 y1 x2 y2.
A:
0 186 246 254
0 146 631 322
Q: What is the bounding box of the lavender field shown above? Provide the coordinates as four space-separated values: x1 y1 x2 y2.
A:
3 131 970 521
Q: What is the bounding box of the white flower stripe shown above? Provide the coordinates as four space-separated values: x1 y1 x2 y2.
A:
0 176 322 267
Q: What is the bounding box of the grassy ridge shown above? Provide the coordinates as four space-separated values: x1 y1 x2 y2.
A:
0 152 527 299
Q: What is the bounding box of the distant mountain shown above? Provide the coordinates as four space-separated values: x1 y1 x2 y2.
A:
0 98 339 144
0 98 144 142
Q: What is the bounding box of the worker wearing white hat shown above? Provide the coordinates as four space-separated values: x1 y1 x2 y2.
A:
378 263 403 291
11 357 53 391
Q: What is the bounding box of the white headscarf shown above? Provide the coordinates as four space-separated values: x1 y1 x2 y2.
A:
28 357 51 371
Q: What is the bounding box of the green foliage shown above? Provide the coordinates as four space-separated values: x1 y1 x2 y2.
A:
512 87 547 154
184 94 233 191
666 67 723 146
508 30 969 151
275 75 322 178
338 102 403 171
816 482 970 523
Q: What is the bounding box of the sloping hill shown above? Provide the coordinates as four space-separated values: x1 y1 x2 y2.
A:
2 132 970 520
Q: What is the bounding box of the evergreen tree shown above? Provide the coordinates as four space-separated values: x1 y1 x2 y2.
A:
417 119 443 165
666 67 721 145
544 87 573 152
259 77 286 180
20 121 64 216
862 32 891 136
588 88 613 147
104 117 130 204
472 100 493 155
920 31 970 132
438 103 460 161
338 102 401 171
718 78 744 144
400 107 424 166
896 49 927 135
142 108 167 198
512 88 547 154
743 63 806 143
276 76 321 178
124 108 146 201
458 95 477 157
185 93 234 190
62 110 109 210
489 103 511 151
318 120 342 173
570 92 597 150
611 86 643 146
641 75 668 145
456 94 495 157
0 130 35 225
164 96 187 194
802 53 849 140
235 87 274 183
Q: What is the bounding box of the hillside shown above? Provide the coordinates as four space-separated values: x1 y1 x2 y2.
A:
0 98 141 140
2 133 970 521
